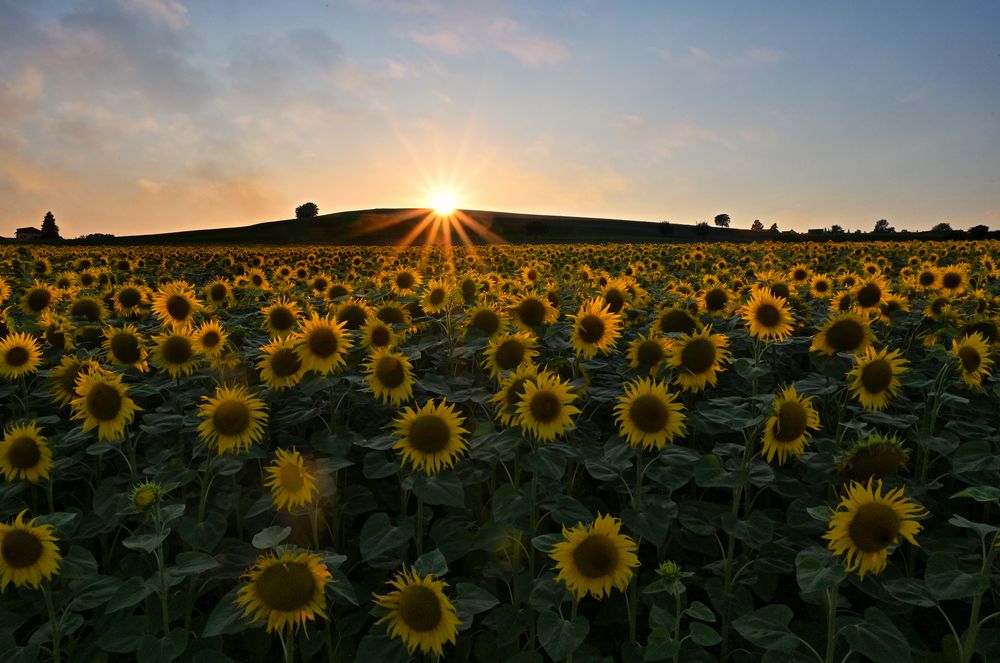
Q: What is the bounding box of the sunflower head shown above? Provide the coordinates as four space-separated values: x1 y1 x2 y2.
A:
294 314 352 375
761 385 820 465
236 549 331 633
846 346 908 411
811 313 875 357
952 332 994 388
549 513 639 600
840 434 910 482
483 331 538 379
613 378 686 450
0 422 53 483
392 400 469 474
0 332 43 380
374 568 460 657
570 298 622 359
265 448 319 511
742 287 794 341
70 371 140 442
129 481 162 511
667 325 731 392
197 385 269 454
517 371 580 443
257 337 306 390
0 510 63 590
365 348 415 405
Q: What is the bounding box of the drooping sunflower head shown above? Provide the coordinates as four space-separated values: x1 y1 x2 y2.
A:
374 568 460 657
0 332 43 380
846 346 909 411
375 302 412 328
840 434 910 482
365 348 415 405
294 314 352 375
70 371 140 442
549 513 639 600
516 371 580 443
260 297 301 338
810 312 875 357
483 331 538 379
742 287 794 341
655 307 700 336
761 385 820 465
197 385 269 454
667 325 731 392
490 364 539 427
264 448 319 511
824 479 925 579
47 355 100 407
257 337 306 390
236 549 331 634
952 332 994 388
0 510 63 590
570 298 622 359
392 400 469 474
332 297 372 331
68 296 107 324
613 378 686 450
627 332 672 374
0 422 53 483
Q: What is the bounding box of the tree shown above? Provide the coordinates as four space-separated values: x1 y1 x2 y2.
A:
931 222 952 233
694 221 711 236
714 213 731 228
40 211 60 239
873 219 894 234
968 224 990 240
769 222 779 232
295 202 319 219
830 224 845 234
750 219 764 232
657 221 674 236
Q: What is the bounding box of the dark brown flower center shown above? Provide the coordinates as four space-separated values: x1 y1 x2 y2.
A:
772 401 807 443
117 288 142 308
369 325 391 347
517 298 546 326
755 303 782 328
5 346 30 367
704 288 728 311
494 340 525 371
336 305 367 330
635 340 664 367
26 288 52 312
659 310 696 335
7 436 41 469
472 310 500 335
603 289 625 313
110 333 142 364
307 327 339 358
209 284 228 301
529 391 561 424
268 306 297 332
860 359 893 394
941 271 962 290
571 534 619 578
814 280 830 293
408 415 451 454
856 283 882 308
396 272 415 290
201 331 221 349
377 306 406 325
1 529 43 568
680 337 716 374
848 503 900 553
958 346 981 373
825 319 866 353
165 294 191 321
918 270 935 287
847 443 908 481
398 585 443 632
213 400 251 436
429 288 447 306
86 383 123 421
375 357 406 388
270 348 302 377
577 315 606 344
256 562 316 612
161 335 193 365
770 283 790 300
629 394 670 432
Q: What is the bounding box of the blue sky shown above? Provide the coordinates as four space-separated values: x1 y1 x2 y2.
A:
1 0 998 237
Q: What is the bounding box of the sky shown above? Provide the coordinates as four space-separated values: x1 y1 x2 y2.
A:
1 0 999 238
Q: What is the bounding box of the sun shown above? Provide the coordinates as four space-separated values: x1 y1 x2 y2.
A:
430 191 458 216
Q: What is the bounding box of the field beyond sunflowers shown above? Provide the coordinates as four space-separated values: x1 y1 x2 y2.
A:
1 240 999 663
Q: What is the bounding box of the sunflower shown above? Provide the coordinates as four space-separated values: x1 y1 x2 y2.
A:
294 314 352 374
236 549 331 633
192 320 228 358
517 371 580 442
333 298 373 330
102 324 149 371
245 268 270 291
600 278 633 314
374 568 460 657
510 293 558 330
761 386 820 465
0 332 43 380
150 330 201 378
464 305 507 338
839 434 910 482
375 302 412 328
938 263 970 295
810 274 834 299
260 297 301 338
824 479 925 579
365 348 415 405
846 347 908 410
47 356 100 407
953 332 994 388
0 510 62 589
483 330 538 379
203 279 234 309
38 311 75 352
741 287 794 341
549 514 639 600
0 276 9 303
20 281 58 317
569 298 622 359
197 385 269 454
853 277 889 314
655 307 700 336
420 279 456 315
667 326 731 392
490 364 539 427
699 284 734 315
360 318 398 350
392 400 469 474
71 371 140 441
627 332 672 375
68 295 108 324
810 312 875 357
390 268 423 296
257 337 307 390
0 422 53 483
130 481 162 511
265 448 319 510
614 378 686 450
151 281 201 329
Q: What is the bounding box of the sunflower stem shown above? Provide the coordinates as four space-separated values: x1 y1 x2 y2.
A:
42 583 61 662
280 629 295 663
46 477 55 513
416 494 424 556
672 590 682 663
824 586 838 663
960 541 999 663
567 599 578 663
125 427 138 481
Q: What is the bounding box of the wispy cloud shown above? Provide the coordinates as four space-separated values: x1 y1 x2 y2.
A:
652 45 785 69
404 13 569 67
119 0 190 30
488 19 570 67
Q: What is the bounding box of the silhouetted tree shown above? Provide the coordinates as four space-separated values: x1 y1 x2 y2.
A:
874 219 894 233
968 224 990 240
931 222 953 233
769 222 779 232
694 221 711 236
40 211 60 239
525 220 549 237
750 219 764 231
714 213 731 228
830 224 845 234
295 202 319 219
657 221 674 236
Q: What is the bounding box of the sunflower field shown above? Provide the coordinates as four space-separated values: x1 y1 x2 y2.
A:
1 240 999 663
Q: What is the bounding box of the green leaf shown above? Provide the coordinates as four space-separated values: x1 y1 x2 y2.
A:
413 549 449 577
107 576 157 613
732 605 799 652
795 547 846 594
202 588 248 638
948 514 999 539
925 553 990 601
882 578 936 608
412 472 466 508
251 526 291 550
136 629 188 663
123 529 170 553
689 622 722 646
842 607 912 663
684 601 715 623
952 486 1000 503
68 575 123 611
531 533 563 553
359 513 413 563
645 627 680 661
537 611 589 661
454 583 499 618
171 551 220 576
354 633 408 663
60 546 98 581
96 616 149 653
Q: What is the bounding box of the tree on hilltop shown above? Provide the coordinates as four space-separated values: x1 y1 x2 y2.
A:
714 213 731 228
750 219 764 232
296 202 319 219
